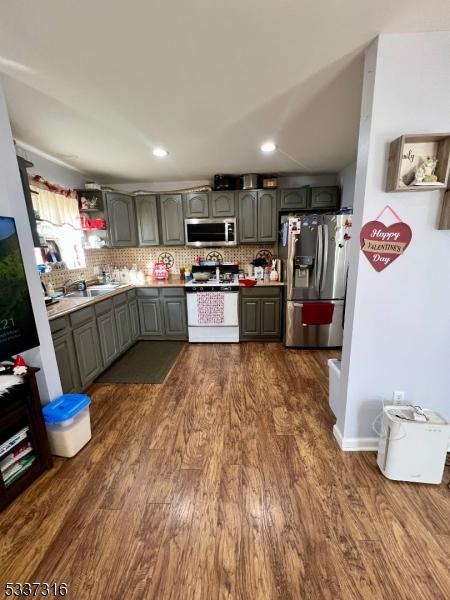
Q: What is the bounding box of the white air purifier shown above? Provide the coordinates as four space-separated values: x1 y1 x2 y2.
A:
377 406 450 484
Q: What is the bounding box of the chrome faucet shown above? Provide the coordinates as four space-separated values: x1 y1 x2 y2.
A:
62 278 86 295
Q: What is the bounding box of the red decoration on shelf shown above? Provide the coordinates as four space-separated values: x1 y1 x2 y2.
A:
360 206 412 272
13 355 28 375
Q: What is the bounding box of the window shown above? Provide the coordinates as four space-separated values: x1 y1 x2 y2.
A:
31 182 85 270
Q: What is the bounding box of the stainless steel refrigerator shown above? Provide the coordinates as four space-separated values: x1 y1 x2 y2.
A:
278 214 352 347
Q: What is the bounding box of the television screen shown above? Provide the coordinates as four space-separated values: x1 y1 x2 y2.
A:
0 216 39 361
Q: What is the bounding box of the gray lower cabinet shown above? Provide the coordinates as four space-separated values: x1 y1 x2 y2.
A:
73 320 103 387
160 194 184 245
138 298 164 337
184 192 209 218
52 329 80 394
210 191 235 217
238 191 258 243
161 296 187 338
240 299 261 337
97 310 119 367
129 300 140 340
114 302 132 351
137 288 187 339
240 288 282 340
279 188 309 210
106 192 138 247
135 195 159 246
310 186 340 209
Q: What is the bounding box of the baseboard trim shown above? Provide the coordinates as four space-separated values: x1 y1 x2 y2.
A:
333 425 379 451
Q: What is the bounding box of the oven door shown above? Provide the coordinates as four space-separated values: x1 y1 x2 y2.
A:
187 291 239 326
184 218 237 247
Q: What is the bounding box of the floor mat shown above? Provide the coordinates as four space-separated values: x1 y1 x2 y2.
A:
95 341 184 384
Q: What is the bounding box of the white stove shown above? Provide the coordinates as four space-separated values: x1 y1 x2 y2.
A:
185 268 240 342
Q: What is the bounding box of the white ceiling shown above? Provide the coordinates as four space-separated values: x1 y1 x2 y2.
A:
0 1 449 183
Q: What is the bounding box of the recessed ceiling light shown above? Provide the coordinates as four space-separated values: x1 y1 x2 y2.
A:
261 141 276 153
153 147 168 158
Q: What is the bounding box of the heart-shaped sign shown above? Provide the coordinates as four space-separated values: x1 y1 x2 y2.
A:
360 220 412 272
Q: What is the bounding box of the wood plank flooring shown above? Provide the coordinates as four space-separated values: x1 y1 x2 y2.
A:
1 343 449 599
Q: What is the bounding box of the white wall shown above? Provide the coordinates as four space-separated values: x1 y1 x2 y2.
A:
0 79 62 402
338 162 356 208
336 32 450 450
15 145 87 189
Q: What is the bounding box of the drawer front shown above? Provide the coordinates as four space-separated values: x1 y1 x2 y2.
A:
94 298 113 316
113 292 127 307
127 289 137 301
69 306 95 328
161 287 185 297
240 286 281 297
50 316 69 334
137 288 160 298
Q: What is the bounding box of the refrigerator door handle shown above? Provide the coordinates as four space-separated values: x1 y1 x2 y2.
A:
320 224 329 295
315 225 323 296
286 231 298 298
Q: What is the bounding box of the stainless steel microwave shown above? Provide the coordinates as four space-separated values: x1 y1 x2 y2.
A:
184 218 237 247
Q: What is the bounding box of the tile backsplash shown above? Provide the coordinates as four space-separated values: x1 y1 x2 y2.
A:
41 245 278 289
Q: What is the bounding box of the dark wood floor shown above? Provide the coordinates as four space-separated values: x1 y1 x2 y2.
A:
1 343 449 599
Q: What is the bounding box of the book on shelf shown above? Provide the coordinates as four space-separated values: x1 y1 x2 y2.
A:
0 442 32 473
3 454 36 487
0 427 29 460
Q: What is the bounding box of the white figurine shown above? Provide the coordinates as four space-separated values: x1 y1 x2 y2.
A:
414 156 438 185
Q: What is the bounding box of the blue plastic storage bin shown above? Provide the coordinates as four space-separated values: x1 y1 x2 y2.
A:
42 394 92 457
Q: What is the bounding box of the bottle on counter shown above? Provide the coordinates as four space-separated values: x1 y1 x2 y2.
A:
185 269 192 282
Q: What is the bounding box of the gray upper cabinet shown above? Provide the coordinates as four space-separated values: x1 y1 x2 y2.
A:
310 186 340 209
184 192 209 218
238 191 258 243
106 192 138 247
52 329 80 394
210 191 235 217
73 320 103 387
258 190 277 242
279 188 309 210
160 194 185 245
135 195 159 246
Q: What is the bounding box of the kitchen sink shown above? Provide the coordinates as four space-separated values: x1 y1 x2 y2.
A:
65 289 111 298
65 283 123 298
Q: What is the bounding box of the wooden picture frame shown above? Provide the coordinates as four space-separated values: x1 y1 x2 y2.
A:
386 133 450 192
438 190 450 230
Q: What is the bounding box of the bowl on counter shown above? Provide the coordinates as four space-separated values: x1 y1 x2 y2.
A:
192 272 211 281
240 278 257 287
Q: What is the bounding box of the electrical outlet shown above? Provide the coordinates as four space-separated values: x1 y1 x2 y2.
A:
392 391 405 405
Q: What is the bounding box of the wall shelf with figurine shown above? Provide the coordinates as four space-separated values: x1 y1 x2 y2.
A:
386 133 450 192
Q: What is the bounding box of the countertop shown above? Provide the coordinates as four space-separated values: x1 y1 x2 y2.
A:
46 276 285 320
